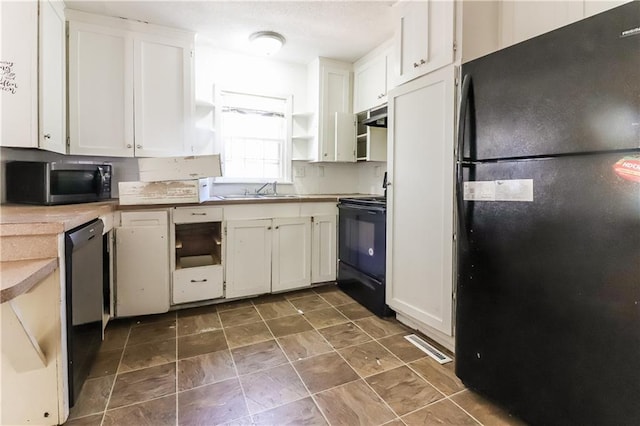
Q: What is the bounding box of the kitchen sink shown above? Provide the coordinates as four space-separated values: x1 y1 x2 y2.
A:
216 194 300 200
258 194 300 198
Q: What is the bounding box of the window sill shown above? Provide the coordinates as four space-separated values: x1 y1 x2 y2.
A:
213 178 294 185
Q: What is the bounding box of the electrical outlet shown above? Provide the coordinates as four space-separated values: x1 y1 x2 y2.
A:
295 167 305 178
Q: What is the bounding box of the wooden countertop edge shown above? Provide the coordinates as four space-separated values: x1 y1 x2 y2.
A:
0 258 59 303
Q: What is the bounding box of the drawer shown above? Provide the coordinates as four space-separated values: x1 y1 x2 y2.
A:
173 206 223 224
172 265 223 304
120 210 168 227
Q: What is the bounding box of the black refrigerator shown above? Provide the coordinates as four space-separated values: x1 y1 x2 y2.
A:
455 2 640 425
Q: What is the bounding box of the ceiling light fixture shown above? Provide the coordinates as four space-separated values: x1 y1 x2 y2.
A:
249 31 286 56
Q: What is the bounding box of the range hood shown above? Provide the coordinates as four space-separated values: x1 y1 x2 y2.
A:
363 105 387 128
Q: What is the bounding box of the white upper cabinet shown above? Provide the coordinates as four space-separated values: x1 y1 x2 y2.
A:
67 10 194 157
307 58 355 162
1 0 66 153
393 0 455 87
353 46 390 113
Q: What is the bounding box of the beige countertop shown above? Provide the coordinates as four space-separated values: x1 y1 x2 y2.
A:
0 194 371 300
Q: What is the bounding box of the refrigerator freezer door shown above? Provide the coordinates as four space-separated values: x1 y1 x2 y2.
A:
461 1 640 160
456 153 640 425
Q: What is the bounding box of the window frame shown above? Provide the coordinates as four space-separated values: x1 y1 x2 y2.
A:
213 89 293 184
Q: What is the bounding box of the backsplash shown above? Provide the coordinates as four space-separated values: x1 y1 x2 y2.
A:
1 147 386 203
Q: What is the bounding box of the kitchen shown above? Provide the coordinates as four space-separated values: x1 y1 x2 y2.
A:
1 1 638 425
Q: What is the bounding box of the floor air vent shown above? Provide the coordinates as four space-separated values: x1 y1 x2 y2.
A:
404 334 452 364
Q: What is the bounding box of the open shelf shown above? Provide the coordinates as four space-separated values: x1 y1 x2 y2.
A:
175 222 222 269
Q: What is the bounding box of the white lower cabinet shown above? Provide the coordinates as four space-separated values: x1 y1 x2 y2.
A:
272 217 312 292
387 66 455 344
225 219 273 299
311 215 337 283
115 211 170 316
173 265 223 304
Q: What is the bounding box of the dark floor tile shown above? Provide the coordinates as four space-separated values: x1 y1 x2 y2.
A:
103 394 176 426
177 308 221 336
289 295 331 312
303 307 349 328
127 320 176 346
216 299 254 312
63 413 104 426
451 389 526 426
378 333 428 363
251 397 327 426
409 357 465 396
88 348 122 378
252 293 287 305
266 314 314 337
68 375 114 419
178 350 236 392
240 364 309 414
338 341 403 377
231 340 288 375
178 378 248 426
277 330 334 361
120 338 176 372
225 321 273 349
177 304 217 318
366 366 444 416
219 306 262 327
293 352 359 393
283 288 317 300
108 363 176 409
317 290 353 307
255 300 298 320
403 399 480 426
131 311 177 327
178 329 227 359
223 416 253 425
382 419 405 426
354 316 408 339
317 322 371 349
334 302 375 321
314 379 395 426
100 321 131 352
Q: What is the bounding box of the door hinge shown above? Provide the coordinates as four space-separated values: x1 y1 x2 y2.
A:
453 41 457 52
311 216 315 223
224 226 227 235
66 136 70 147
223 282 226 291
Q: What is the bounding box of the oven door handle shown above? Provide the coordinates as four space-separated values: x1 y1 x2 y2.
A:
338 204 386 213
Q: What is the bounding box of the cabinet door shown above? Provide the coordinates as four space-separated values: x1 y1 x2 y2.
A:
334 112 356 162
38 0 65 154
311 215 337 283
395 0 454 86
115 212 169 316
272 217 312 292
354 53 387 113
0 1 37 148
134 35 193 157
500 1 584 48
387 66 455 336
68 21 134 156
318 64 351 161
225 220 272 298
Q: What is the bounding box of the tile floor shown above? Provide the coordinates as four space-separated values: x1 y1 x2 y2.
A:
64 284 524 426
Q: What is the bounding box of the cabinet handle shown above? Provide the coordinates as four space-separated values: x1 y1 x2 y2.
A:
136 144 142 149
267 226 272 230
323 153 328 157
420 59 426 65
43 133 51 139
413 62 419 68
386 181 392 186
275 226 279 230
190 279 208 283
191 212 207 216
127 144 132 148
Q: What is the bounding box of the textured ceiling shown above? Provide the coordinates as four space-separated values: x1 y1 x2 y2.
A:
65 1 397 64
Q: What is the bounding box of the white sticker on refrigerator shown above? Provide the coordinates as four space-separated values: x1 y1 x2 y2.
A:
464 179 533 202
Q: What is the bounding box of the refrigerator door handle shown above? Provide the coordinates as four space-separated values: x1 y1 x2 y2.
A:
456 74 471 239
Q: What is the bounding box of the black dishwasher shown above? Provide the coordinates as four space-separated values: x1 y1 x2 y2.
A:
65 219 104 406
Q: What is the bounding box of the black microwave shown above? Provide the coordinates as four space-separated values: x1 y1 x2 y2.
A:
6 161 112 205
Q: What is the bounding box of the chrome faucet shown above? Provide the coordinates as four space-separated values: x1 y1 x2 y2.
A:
256 181 277 195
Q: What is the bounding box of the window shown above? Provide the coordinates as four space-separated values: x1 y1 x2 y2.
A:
218 91 291 181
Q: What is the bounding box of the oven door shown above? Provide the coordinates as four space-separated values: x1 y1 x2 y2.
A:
338 203 386 281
